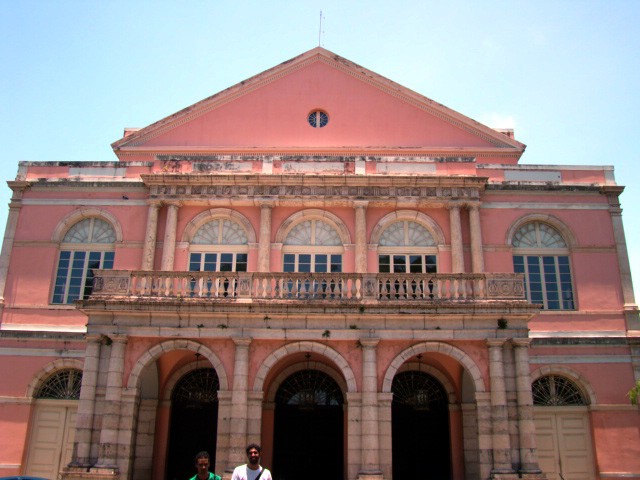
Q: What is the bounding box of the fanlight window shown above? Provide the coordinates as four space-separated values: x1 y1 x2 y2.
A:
285 219 341 246
172 368 220 404
53 218 116 304
512 222 567 249
189 218 248 272
378 220 437 274
392 371 448 410
192 219 248 245
275 370 343 407
283 219 343 273
532 375 587 406
35 369 83 400
512 221 574 310
379 221 436 247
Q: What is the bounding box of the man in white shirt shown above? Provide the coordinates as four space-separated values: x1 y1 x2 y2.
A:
231 444 272 480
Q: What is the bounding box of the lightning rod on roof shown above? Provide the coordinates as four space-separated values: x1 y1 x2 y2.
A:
319 11 324 46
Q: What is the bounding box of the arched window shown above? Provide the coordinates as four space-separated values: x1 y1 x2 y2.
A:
512 222 574 310
52 218 116 304
282 219 343 273
35 369 83 400
378 220 437 273
188 218 249 272
532 375 587 406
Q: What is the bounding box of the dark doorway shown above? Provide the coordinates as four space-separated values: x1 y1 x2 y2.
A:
166 368 219 480
392 370 451 480
273 369 344 480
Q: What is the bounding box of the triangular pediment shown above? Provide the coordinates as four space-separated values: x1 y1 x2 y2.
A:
112 48 524 156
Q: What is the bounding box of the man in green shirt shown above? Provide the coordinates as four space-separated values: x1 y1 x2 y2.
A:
190 451 221 480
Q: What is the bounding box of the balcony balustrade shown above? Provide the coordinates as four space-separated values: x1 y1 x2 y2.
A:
90 270 525 302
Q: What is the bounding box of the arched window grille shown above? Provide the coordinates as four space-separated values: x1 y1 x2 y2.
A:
391 371 448 411
512 221 574 310
172 368 220 405
52 218 116 304
532 375 587 406
35 369 83 400
275 370 343 407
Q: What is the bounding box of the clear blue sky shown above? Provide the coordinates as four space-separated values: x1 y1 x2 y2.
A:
2 1 640 299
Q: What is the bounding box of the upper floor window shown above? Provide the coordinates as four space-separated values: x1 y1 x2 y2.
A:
283 219 343 272
189 218 248 272
35 368 83 400
52 218 116 304
512 222 574 310
378 220 437 273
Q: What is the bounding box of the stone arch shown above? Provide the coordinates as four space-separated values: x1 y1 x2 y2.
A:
505 213 577 248
127 340 228 391
530 365 597 405
253 341 357 393
274 209 351 245
181 208 257 243
382 342 485 394
396 361 457 403
370 210 446 246
52 207 123 243
25 358 84 399
265 361 348 403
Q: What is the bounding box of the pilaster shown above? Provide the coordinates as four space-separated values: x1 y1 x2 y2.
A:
257 201 273 272
160 202 181 271
226 337 252 473
448 203 464 273
140 201 160 270
354 201 368 274
358 338 383 480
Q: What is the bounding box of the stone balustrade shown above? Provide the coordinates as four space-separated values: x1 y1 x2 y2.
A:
91 270 525 302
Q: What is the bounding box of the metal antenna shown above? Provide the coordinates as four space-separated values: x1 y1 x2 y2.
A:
318 11 324 46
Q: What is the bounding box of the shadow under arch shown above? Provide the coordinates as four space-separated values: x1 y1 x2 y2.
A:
382 341 485 394
126 339 229 391
252 341 356 393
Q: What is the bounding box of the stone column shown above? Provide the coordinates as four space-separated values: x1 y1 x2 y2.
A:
448 203 465 273
216 390 232 477
486 339 515 474
0 183 27 306
160 202 180 271
96 335 128 468
605 189 640 331
468 202 485 273
71 334 102 467
359 339 383 479
140 201 160 270
257 201 273 272
377 392 394 480
513 339 542 474
475 392 494 480
226 337 252 473
354 201 368 274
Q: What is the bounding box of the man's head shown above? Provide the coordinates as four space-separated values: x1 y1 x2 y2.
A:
195 451 210 476
246 444 261 467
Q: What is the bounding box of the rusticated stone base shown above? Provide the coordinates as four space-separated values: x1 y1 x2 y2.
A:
61 466 119 480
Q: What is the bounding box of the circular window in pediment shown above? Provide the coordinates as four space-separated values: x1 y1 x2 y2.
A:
308 110 329 128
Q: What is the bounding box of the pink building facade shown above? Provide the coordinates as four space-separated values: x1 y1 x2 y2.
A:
0 48 638 480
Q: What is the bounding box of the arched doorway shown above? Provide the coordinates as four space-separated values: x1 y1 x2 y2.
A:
25 368 82 479
272 369 344 480
392 370 451 479
533 374 595 480
166 368 219 480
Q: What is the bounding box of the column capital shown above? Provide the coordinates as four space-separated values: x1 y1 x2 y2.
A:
147 199 162 207
512 338 532 348
257 198 276 208
359 338 380 348
353 200 369 209
85 333 104 343
232 336 252 347
108 334 129 344
486 338 507 348
163 200 183 208
446 201 465 210
467 200 483 209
